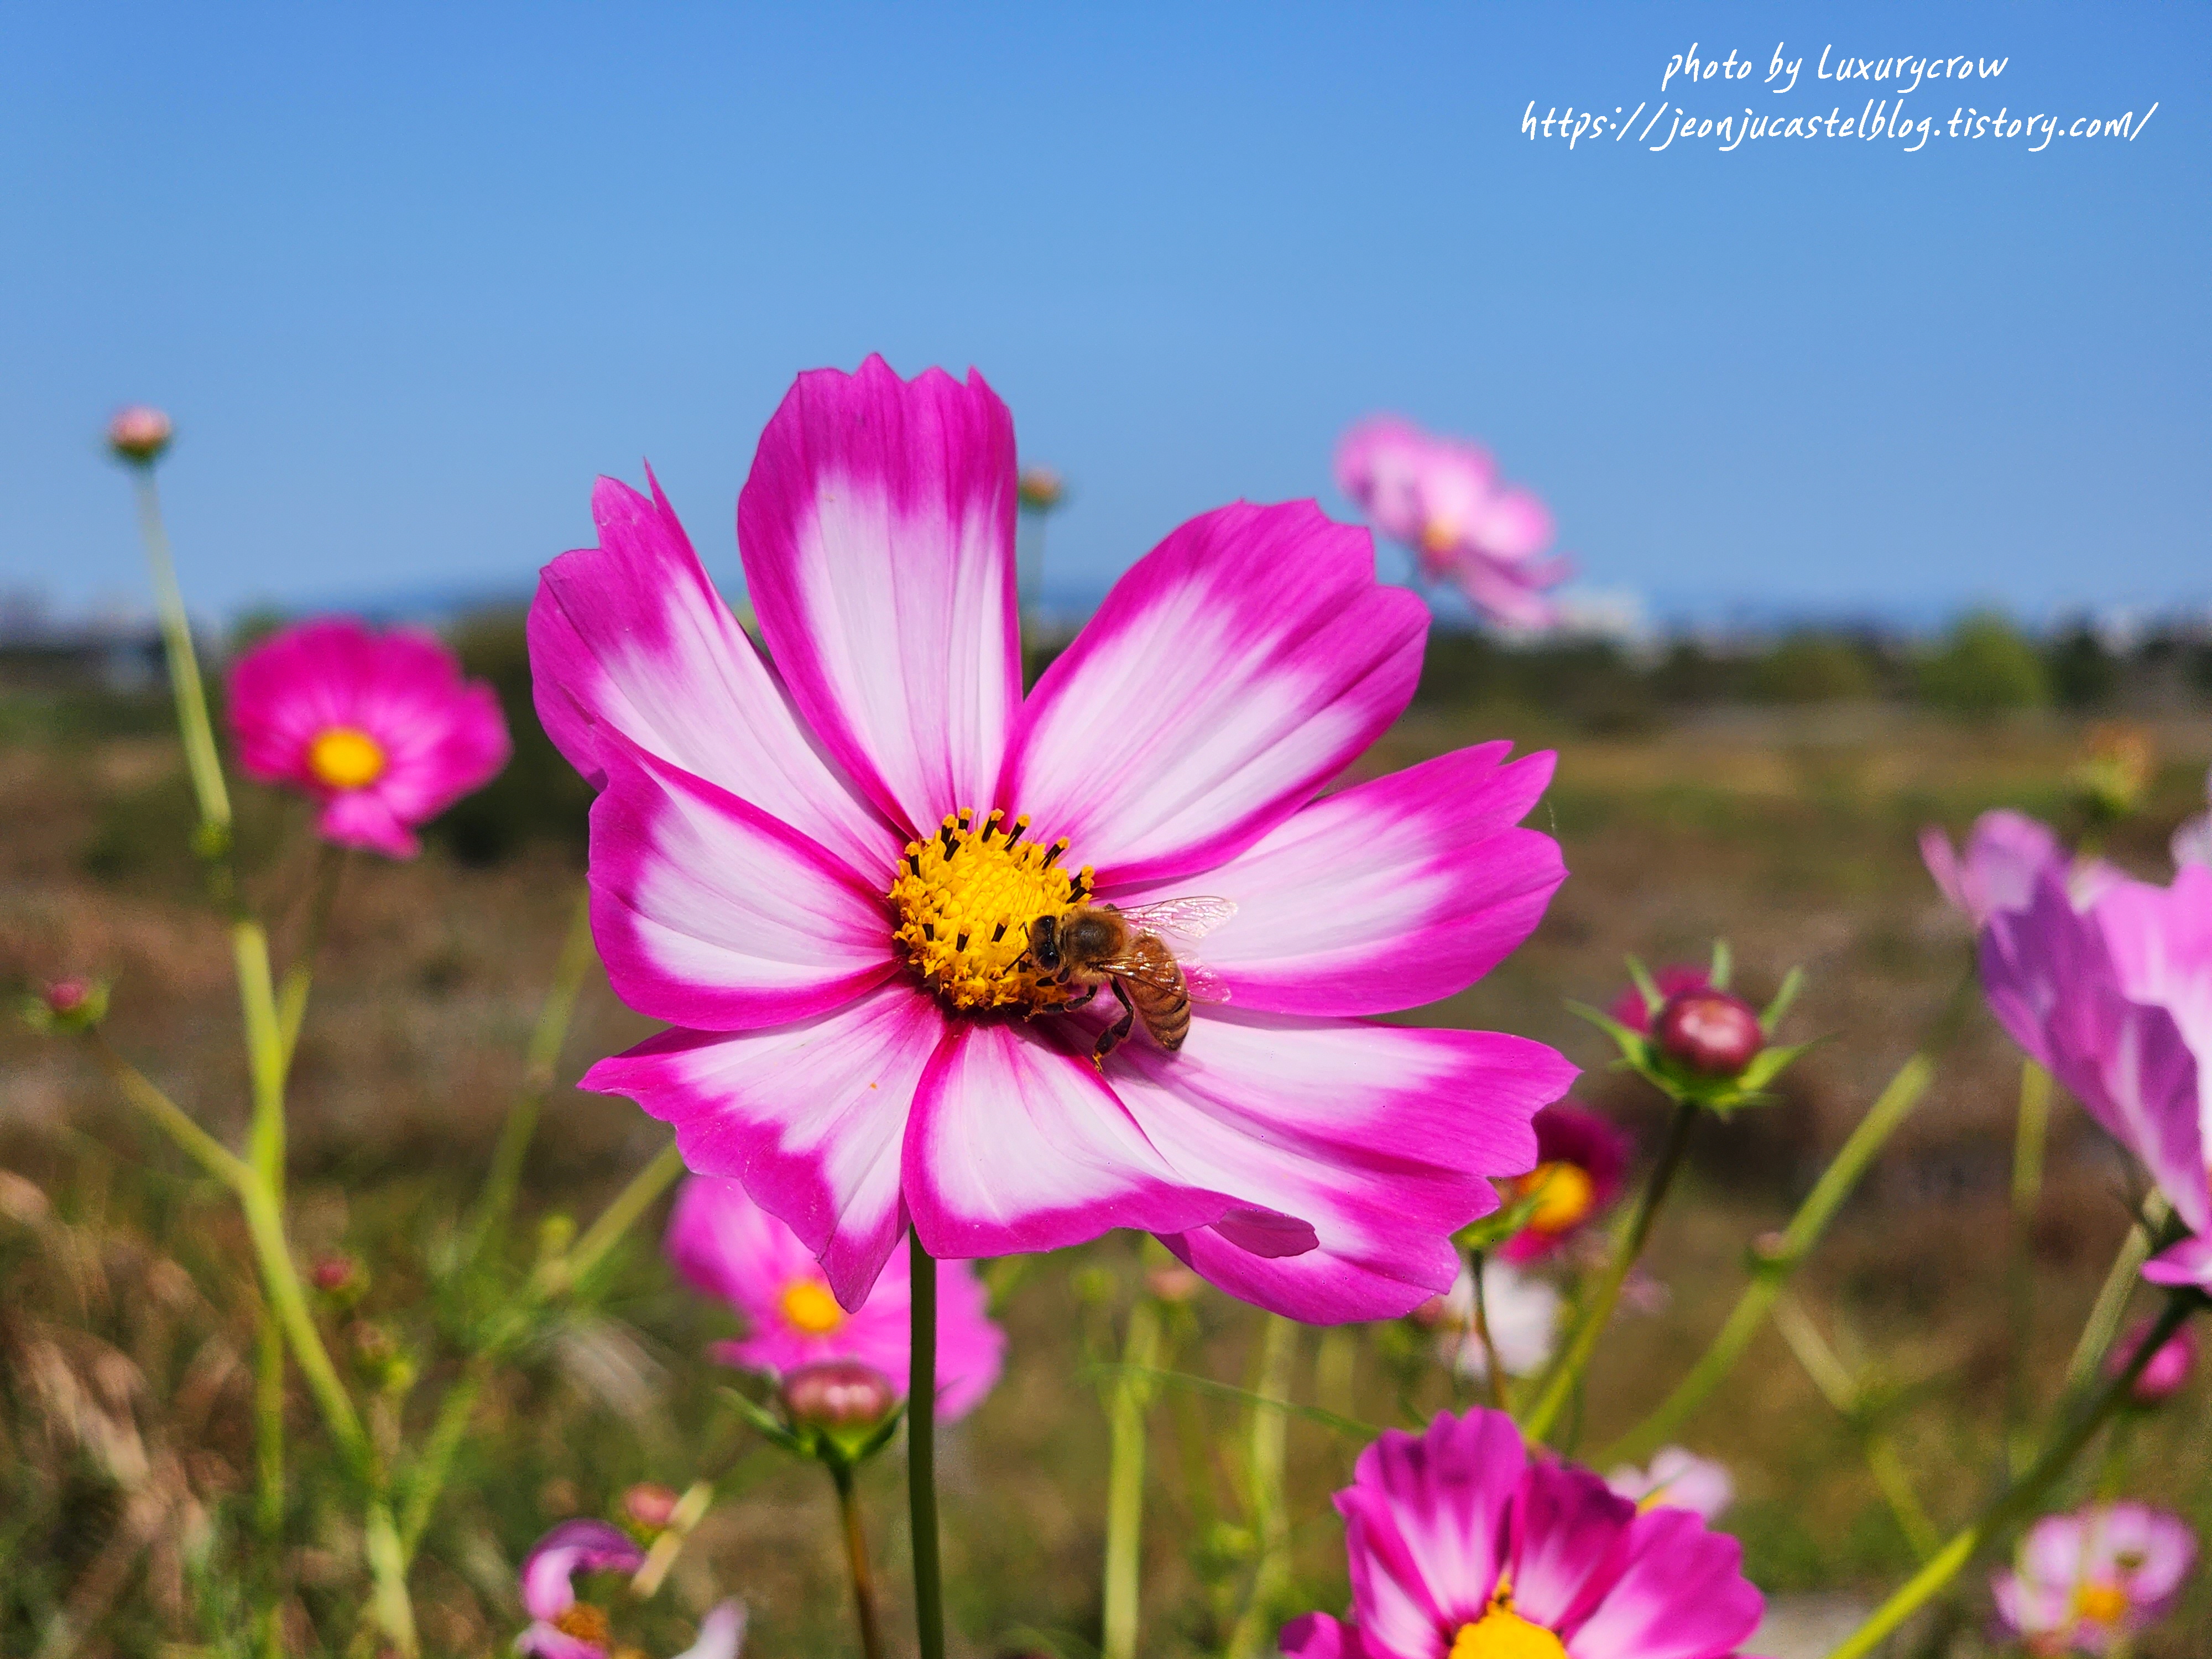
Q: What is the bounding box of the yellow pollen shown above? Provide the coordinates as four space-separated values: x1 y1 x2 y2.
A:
307 726 387 790
888 808 1095 1013
2072 1583 2129 1625
1513 1162 1596 1234
1420 519 1460 556
780 1278 846 1334
554 1604 613 1647
1448 1589 1567 1659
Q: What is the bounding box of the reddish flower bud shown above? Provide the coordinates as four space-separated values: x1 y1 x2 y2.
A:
22 977 108 1035
778 1359 896 1431
622 1480 681 1530
1016 465 1065 512
107 405 174 466
45 979 89 1014
311 1255 357 1292
1146 1265 1203 1304
1653 988 1764 1076
2111 1317 2195 1405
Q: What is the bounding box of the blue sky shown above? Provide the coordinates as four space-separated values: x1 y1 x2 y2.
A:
2 2 2205 627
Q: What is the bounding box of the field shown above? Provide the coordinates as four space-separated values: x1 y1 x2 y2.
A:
4 671 2209 1657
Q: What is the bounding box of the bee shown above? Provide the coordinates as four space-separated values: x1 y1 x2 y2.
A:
1027 897 1237 1066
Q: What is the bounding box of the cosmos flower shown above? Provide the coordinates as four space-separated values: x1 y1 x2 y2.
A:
1919 810 2065 927
1278 1408 1762 1659
227 618 510 858
1605 1447 1735 1522
1991 1502 2195 1655
1979 864 2212 1290
1499 1102 1630 1263
1438 1258 1558 1380
665 1174 1003 1420
516 1519 745 1659
1334 415 1567 631
1606 963 1710 1036
531 357 1574 1322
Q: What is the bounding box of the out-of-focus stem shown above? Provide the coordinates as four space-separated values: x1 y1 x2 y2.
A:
1526 1098 1698 1445
832 1464 886 1659
463 890 596 1266
2063 1193 2169 1395
132 473 231 830
361 1501 420 1657
84 1034 250 1189
909 1230 945 1659
1468 1250 1509 1413
1598 1026 1952 1469
1101 1296 1163 1659
2006 1060 2052 1475
1227 1313 1298 1659
1863 1433 1942 1563
1823 1292 2199 1659
276 843 348 1077
1771 1293 1938 1563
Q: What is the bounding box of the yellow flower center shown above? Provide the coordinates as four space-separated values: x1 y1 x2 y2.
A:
554 1604 613 1646
780 1278 847 1335
888 808 1095 1013
307 726 387 790
2072 1583 2129 1625
1513 1162 1596 1234
1448 1587 1567 1659
1420 519 1460 556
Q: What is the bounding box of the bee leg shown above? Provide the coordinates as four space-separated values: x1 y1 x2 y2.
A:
1092 982 1138 1071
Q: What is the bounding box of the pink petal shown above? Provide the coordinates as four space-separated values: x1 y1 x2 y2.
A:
671 1603 748 1659
665 1174 820 1327
317 789 419 858
530 472 896 879
1562 1505 1762 1659
900 1020 1238 1260
1119 1016 1571 1323
1115 742 1561 1017
737 357 1020 836
1506 1459 1637 1631
587 739 898 1033
1449 549 1564 632
586 980 943 1307
1004 500 1427 888
1278 1612 1361 1659
1339 1412 1524 1644
2142 1233 2212 1288
518 1519 645 1619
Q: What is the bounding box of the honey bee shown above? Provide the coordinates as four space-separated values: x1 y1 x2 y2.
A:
1027 897 1237 1066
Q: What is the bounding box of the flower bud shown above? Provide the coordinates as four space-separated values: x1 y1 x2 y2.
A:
107 405 174 466
22 977 109 1035
312 1254 355 1292
1653 988 1764 1077
2111 1317 2195 1405
622 1481 682 1530
778 1359 896 1432
1146 1265 1203 1304
1017 466 1065 512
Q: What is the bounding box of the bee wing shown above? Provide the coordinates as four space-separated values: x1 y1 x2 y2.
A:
1095 949 1232 1007
1115 896 1238 948
1178 957 1230 1005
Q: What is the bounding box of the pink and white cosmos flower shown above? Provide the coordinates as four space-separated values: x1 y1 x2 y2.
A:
530 358 1573 1322
665 1174 1003 1419
227 618 510 858
1279 1408 1764 1659
1605 1447 1735 1524
516 1519 745 1659
1992 1501 2196 1655
1980 864 2212 1290
1334 416 1568 631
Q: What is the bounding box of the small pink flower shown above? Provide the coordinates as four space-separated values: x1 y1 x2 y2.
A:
534 358 1574 1323
2109 1316 2195 1404
1334 415 1568 630
1605 1446 1734 1522
1992 1501 2195 1654
665 1175 1004 1421
1980 864 2212 1290
107 405 174 465
1499 1102 1630 1263
1919 810 2065 927
1607 963 1709 1036
227 618 510 858
1279 1407 1761 1659
517 1520 744 1659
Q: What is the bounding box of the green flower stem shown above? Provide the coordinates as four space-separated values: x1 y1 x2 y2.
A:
2063 1192 2169 1395
462 890 597 1266
132 472 230 831
1468 1249 1509 1414
1227 1313 1299 1659
909 1229 946 1659
1823 1291 2199 1659
276 843 349 1078
2006 1060 2053 1474
1597 1012 1957 1469
1101 1294 1164 1659
1525 1097 1698 1446
253 1310 286 1659
831 1463 886 1659
84 1033 251 1189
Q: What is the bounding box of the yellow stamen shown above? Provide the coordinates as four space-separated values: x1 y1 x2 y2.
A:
1420 519 1460 556
307 726 387 790
1448 1586 1567 1659
2072 1583 2129 1625
1512 1162 1596 1234
887 808 1095 1013
554 1604 613 1647
780 1278 847 1334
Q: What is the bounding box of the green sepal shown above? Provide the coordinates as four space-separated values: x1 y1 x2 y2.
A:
1454 1183 1548 1254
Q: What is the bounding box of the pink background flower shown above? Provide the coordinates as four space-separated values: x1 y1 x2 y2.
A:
534 357 1574 1324
666 1174 1004 1421
2111 1316 2195 1404
1606 1446 1735 1522
1499 1100 1631 1262
1280 1407 1761 1659
227 617 510 858
1992 1501 2195 1653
